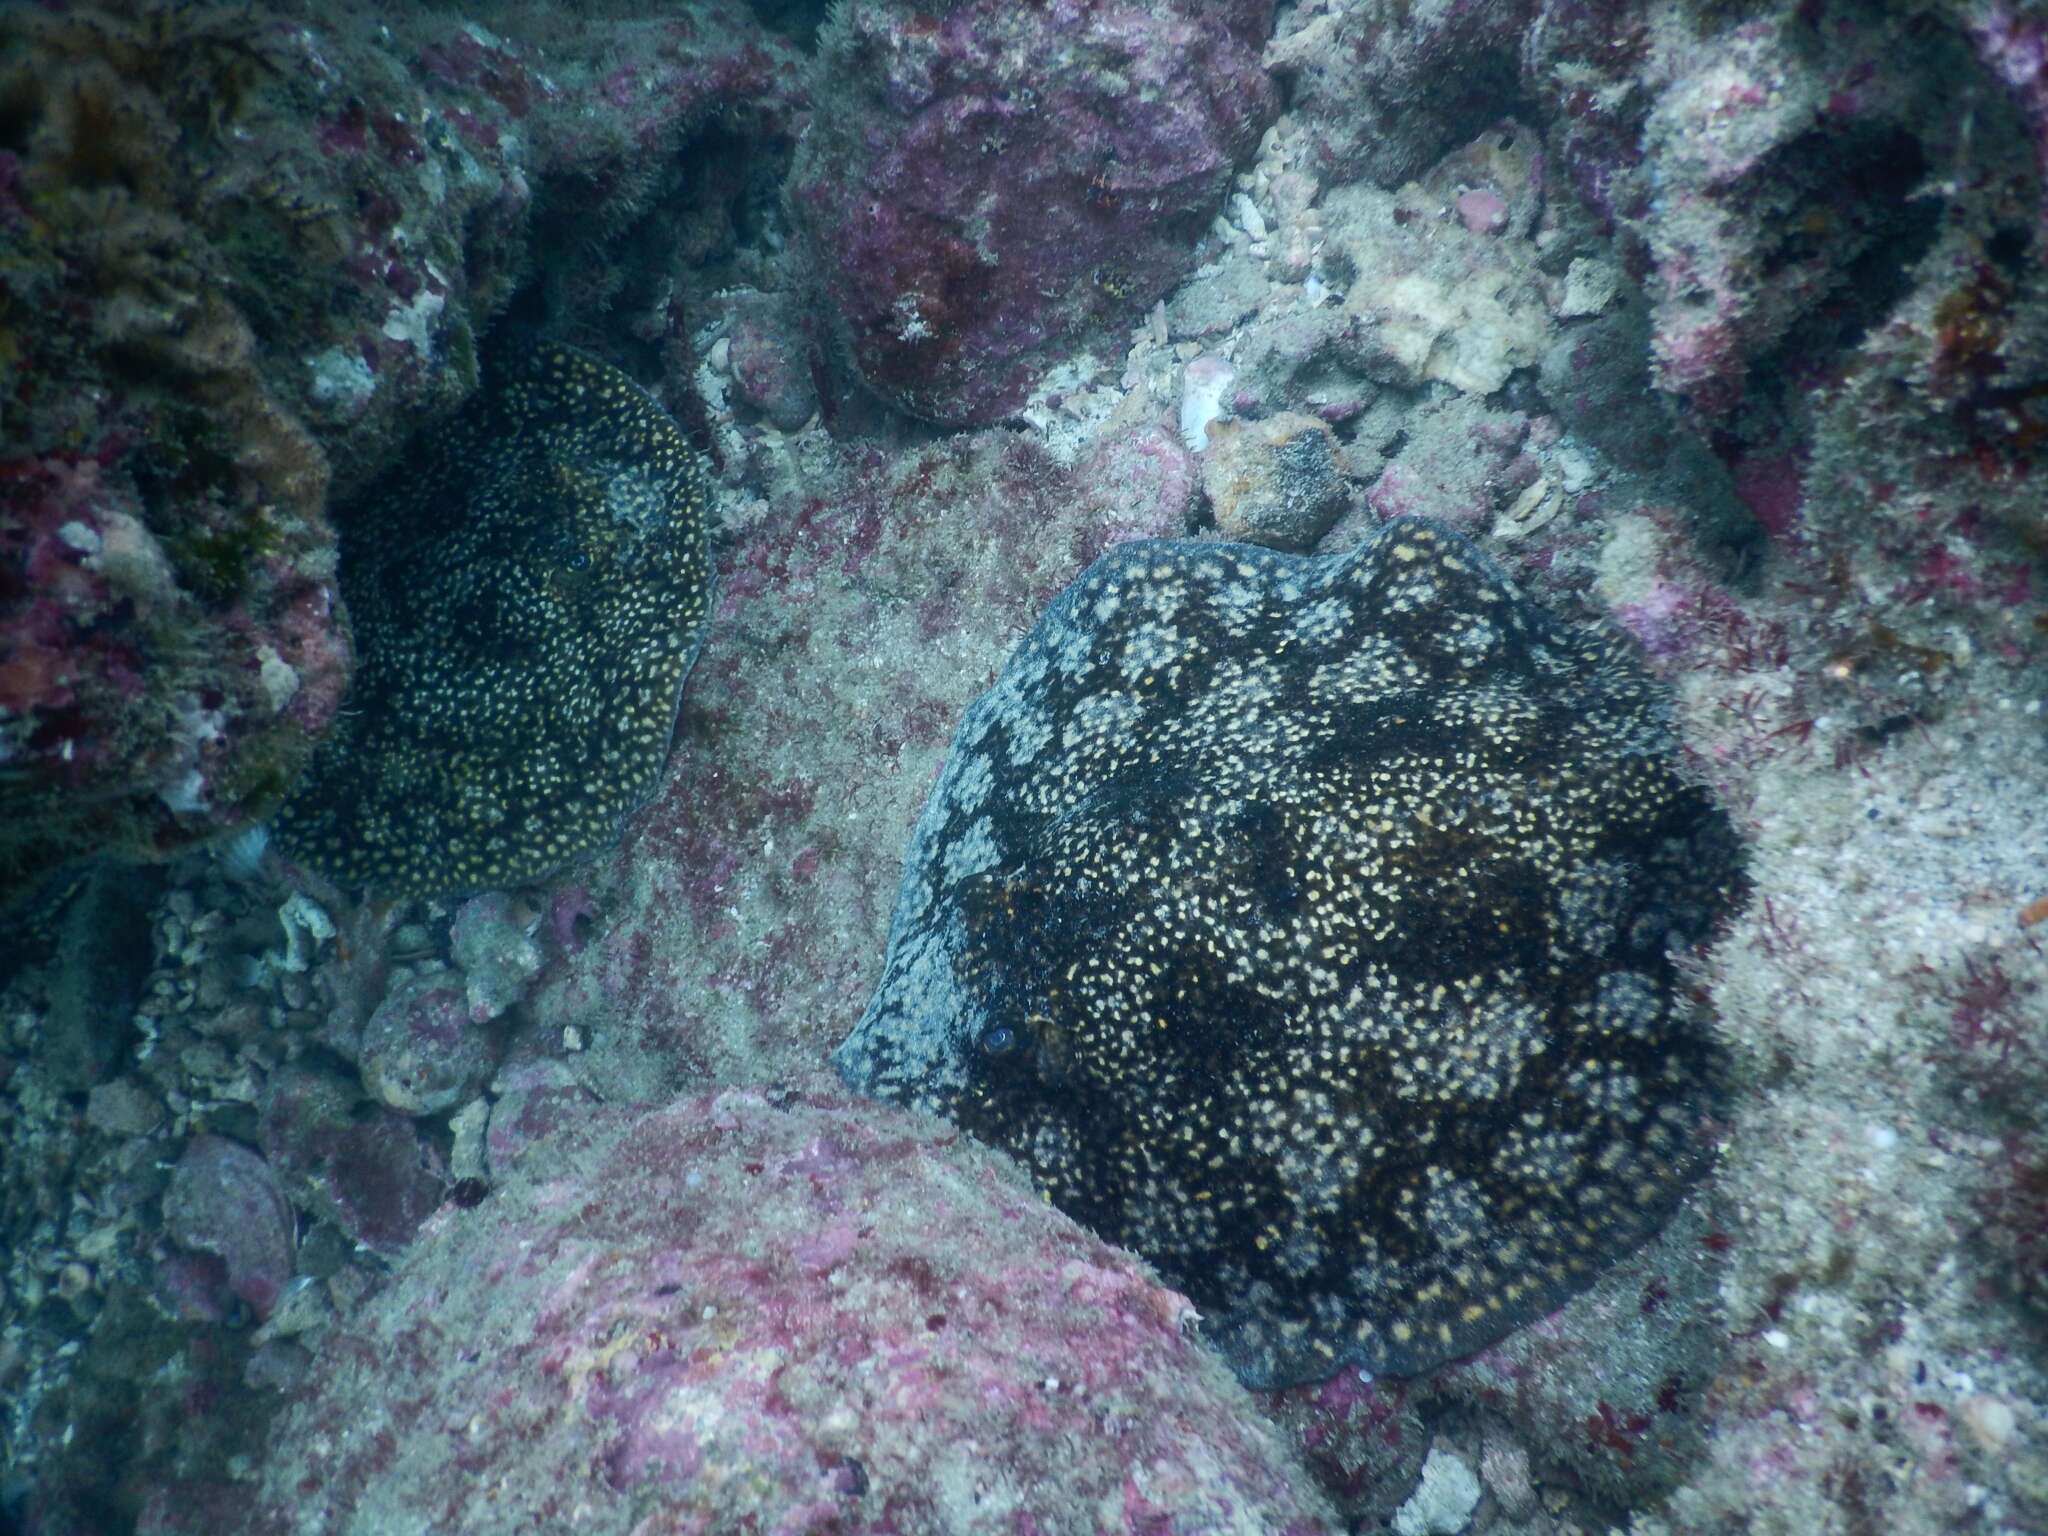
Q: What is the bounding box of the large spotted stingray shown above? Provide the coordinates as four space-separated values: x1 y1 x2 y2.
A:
836 518 1746 1389
275 344 714 898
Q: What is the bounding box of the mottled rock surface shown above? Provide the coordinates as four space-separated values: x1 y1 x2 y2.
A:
0 0 796 904
792 0 1276 424
234 1090 1339 1536
161 1136 296 1320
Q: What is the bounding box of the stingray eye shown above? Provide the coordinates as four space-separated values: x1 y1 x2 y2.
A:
979 1024 1017 1056
552 527 590 571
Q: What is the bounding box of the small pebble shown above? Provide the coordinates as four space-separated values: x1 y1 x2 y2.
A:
86 1079 164 1138
1961 1395 2017 1451
1233 191 1268 240
1393 1448 1482 1536
448 1097 491 1182
359 975 497 1116
1201 411 1347 550
1479 1434 1535 1520
389 923 436 959
449 892 545 1023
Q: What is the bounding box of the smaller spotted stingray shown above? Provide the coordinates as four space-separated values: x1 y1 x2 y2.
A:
275 344 714 898
837 518 1746 1390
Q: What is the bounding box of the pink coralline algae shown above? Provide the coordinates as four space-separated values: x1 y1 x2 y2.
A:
161 1136 297 1321
1257 1372 1428 1530
792 0 1277 425
483 1059 604 1179
0 363 346 904
233 1090 1338 1536
723 290 821 432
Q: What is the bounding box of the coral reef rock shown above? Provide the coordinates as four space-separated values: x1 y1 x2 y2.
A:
235 1090 1339 1536
793 0 1277 425
1201 410 1349 550
839 517 1747 1389
161 1135 296 1321
356 974 497 1116
0 0 796 906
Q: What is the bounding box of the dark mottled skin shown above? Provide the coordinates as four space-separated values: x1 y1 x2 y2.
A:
275 344 714 898
837 518 1746 1390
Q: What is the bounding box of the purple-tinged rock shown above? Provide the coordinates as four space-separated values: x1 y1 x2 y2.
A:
235 1089 1338 1535
162 1137 295 1320
312 1112 445 1257
792 0 1277 425
1078 418 1204 545
484 1058 602 1179
259 1064 445 1256
150 1249 238 1325
723 290 820 431
1257 1371 1429 1530
256 1062 359 1164
358 973 498 1115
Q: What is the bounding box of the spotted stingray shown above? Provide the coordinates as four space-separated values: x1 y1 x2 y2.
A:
836 518 1745 1389
275 344 715 898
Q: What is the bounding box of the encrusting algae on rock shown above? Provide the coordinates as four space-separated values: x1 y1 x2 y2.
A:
274 343 715 898
838 517 1749 1390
